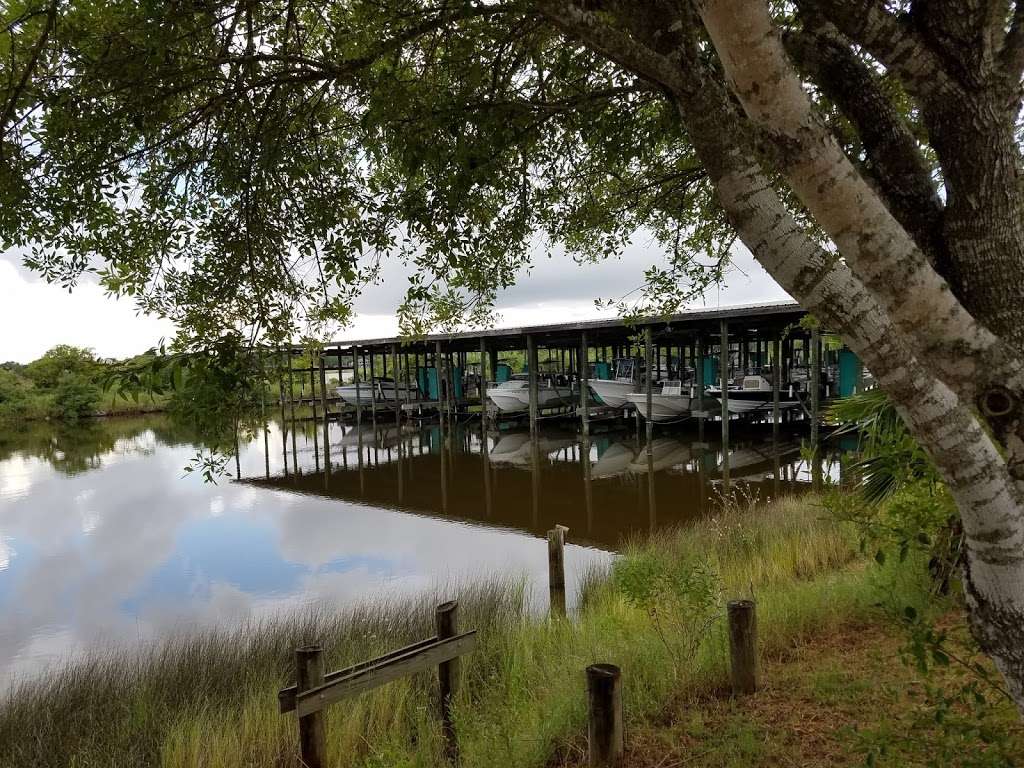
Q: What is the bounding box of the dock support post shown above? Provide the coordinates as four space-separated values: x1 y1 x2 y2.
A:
720 320 730 489
587 664 624 767
695 333 705 441
295 645 327 768
368 349 378 432
527 334 538 436
319 355 331 476
435 341 444 422
811 326 822 490
548 525 568 617
287 351 299 473
580 331 590 439
436 601 460 765
353 346 362 431
728 599 759 695
772 332 781 440
480 337 489 429
391 344 401 432
644 327 654 445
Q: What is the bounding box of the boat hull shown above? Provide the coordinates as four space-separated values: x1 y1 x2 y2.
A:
335 384 375 405
588 379 638 408
511 387 573 409
487 380 530 412
625 393 692 422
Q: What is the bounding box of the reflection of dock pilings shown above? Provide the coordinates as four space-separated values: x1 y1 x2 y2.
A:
246 418 836 551
274 302 867 472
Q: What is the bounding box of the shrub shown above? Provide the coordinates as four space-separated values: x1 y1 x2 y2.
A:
49 372 101 421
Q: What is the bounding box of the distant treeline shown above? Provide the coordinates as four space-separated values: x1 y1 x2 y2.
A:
0 346 170 424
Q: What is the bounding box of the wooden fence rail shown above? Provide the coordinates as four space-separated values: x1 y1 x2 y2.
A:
279 601 477 767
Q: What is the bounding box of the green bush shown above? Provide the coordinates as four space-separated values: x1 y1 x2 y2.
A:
49 373 101 421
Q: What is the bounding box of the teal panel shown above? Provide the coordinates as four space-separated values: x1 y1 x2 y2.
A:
496 363 511 383
702 356 717 385
593 361 612 380
838 349 862 397
417 366 461 399
416 367 430 398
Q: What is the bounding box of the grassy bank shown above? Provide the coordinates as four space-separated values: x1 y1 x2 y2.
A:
0 494 996 768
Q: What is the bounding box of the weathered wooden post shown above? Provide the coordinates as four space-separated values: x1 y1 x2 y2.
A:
548 524 568 617
527 334 539 436
391 343 402 431
318 355 331 474
579 331 590 439
587 663 624 767
727 599 759 695
479 337 489 429
436 601 460 765
810 326 822 490
720 320 730 490
295 645 327 768
368 349 379 432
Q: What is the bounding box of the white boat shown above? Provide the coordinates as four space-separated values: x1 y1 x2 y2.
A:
376 378 419 402
489 432 532 459
627 438 692 474
626 381 691 422
489 434 576 467
588 358 641 408
590 442 636 479
335 377 417 406
707 375 801 414
511 382 573 410
487 375 530 412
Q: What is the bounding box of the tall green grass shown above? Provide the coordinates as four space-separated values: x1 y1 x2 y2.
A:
0 494 931 768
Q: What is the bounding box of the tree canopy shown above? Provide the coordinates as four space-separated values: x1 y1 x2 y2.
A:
4 0 1024 710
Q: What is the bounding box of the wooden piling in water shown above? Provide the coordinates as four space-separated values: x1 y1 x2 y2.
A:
580 331 590 438
479 337 489 429
436 601 460 765
720 320 730 489
527 334 539 436
587 663 624 767
727 599 759 695
548 525 568 617
295 645 327 768
810 326 822 490
391 343 401 431
319 356 331 474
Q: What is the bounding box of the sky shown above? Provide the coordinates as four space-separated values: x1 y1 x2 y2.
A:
0 236 791 364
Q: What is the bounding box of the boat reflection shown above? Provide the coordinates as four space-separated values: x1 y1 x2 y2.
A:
251 422 834 549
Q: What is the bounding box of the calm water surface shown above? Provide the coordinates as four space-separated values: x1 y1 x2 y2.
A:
0 413 834 684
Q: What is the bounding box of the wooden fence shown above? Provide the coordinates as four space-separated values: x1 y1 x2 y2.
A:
279 527 762 767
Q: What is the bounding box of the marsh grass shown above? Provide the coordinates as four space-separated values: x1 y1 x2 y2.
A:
0 494 932 768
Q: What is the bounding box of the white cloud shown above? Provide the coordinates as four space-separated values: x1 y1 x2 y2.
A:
2 237 790 363
0 259 176 363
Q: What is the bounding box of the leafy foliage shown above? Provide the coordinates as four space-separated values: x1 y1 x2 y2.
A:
24 345 100 389
613 551 722 666
48 371 101 421
829 388 939 504
1 1 736 346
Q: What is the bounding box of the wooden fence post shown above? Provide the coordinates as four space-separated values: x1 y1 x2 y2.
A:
295 645 327 768
548 525 568 617
587 663 623 766
436 601 460 765
727 599 759 695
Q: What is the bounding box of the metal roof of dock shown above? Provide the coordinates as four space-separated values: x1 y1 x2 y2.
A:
311 300 807 352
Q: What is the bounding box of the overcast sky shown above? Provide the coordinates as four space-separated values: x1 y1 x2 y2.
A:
0 236 790 363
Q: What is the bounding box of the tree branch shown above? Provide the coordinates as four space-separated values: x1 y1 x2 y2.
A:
998 1 1024 90
697 0 1024 408
783 21 948 271
794 0 959 102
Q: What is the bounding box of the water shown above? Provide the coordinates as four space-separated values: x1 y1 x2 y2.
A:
0 413 836 685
